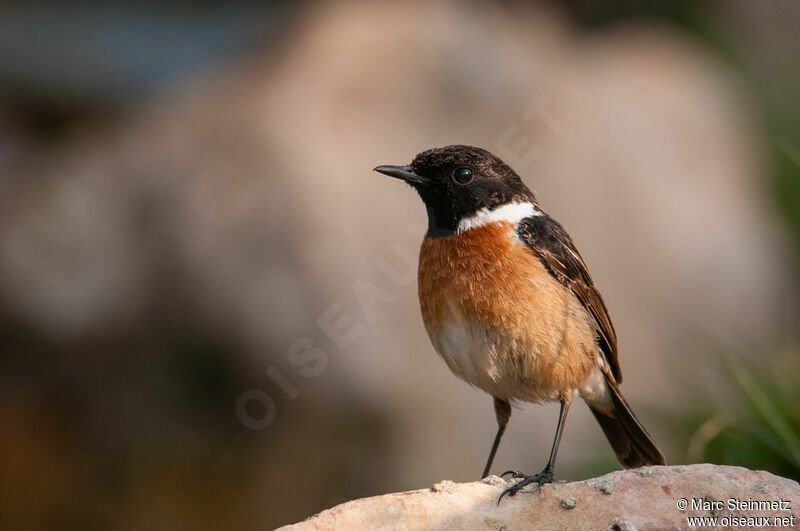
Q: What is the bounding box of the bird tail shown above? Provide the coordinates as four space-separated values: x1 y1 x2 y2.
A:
585 375 665 468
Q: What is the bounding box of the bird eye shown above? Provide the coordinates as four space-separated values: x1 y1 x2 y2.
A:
453 167 473 185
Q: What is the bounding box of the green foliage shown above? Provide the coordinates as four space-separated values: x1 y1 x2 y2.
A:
775 138 800 247
669 346 800 481
572 345 800 481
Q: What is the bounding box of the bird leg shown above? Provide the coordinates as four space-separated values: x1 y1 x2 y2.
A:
481 397 511 478
499 396 572 502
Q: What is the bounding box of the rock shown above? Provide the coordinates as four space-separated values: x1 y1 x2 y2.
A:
586 476 616 495
560 495 578 510
279 465 800 530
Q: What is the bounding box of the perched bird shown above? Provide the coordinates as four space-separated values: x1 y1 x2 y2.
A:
374 145 665 500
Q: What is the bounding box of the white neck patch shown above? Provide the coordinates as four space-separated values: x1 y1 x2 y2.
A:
457 202 540 233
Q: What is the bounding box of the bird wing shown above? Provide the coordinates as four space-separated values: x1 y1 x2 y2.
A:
517 214 621 383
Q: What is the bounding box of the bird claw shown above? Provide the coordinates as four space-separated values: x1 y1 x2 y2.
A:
500 470 526 479
497 467 554 503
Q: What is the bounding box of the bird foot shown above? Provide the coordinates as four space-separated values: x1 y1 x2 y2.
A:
498 466 554 503
500 470 526 479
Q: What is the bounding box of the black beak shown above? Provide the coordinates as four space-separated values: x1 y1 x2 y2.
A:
373 165 430 185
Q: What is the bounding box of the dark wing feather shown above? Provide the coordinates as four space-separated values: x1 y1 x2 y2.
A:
517 214 622 383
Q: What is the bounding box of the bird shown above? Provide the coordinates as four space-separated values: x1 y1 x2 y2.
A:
374 145 665 501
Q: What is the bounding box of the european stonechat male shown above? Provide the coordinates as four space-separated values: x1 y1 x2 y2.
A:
375 145 665 500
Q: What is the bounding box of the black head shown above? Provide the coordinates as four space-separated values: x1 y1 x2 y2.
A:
374 145 536 237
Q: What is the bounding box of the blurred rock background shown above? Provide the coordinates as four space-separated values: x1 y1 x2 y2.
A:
0 1 798 529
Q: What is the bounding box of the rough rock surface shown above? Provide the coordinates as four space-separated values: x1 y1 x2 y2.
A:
280 465 799 530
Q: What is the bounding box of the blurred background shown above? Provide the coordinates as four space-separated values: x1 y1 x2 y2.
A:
0 0 798 528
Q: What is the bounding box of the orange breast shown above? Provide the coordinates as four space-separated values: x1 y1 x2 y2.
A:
418 222 598 402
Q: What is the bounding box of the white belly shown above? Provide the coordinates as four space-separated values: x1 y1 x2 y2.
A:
428 320 560 403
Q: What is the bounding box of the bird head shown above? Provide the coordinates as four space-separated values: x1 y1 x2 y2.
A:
374 145 537 237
